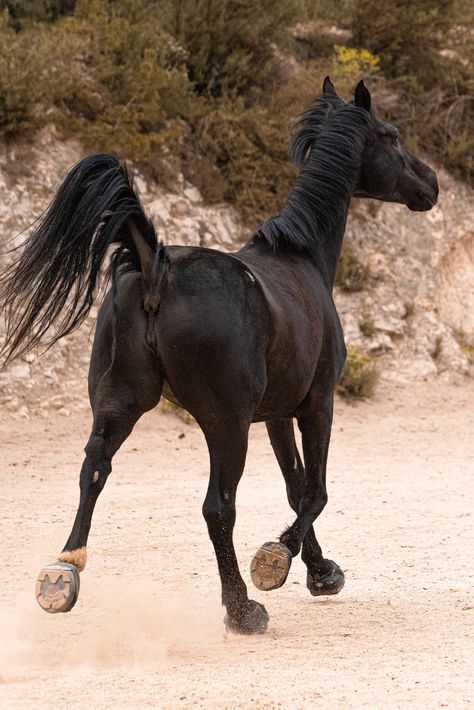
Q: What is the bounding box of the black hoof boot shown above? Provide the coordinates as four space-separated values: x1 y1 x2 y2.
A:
250 542 292 591
35 562 80 613
307 559 345 596
224 600 269 635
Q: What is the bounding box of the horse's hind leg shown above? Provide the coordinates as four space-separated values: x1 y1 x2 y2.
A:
253 419 344 596
201 416 269 634
36 281 162 613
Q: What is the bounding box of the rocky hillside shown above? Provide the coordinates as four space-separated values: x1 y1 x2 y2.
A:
0 127 472 417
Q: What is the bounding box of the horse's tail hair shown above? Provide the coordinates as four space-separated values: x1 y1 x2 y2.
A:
0 153 159 365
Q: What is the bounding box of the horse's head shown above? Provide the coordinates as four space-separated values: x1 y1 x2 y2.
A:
322 77 439 211
306 77 438 211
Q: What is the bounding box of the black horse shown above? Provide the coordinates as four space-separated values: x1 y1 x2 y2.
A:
0 79 438 633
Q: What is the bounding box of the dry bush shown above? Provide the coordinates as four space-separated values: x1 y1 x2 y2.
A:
359 312 376 338
0 0 471 225
338 346 379 398
335 242 370 292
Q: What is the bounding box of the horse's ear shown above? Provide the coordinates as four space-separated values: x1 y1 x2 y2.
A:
322 75 338 98
354 80 371 111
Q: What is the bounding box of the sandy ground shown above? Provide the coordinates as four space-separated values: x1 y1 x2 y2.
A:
0 380 473 709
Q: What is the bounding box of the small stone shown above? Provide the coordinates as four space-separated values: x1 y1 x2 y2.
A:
183 186 202 203
7 362 30 379
170 199 190 218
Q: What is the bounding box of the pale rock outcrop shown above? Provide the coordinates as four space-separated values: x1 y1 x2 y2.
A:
0 127 471 414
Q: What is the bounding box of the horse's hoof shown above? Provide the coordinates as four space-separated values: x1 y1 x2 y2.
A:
224 601 269 635
250 541 292 591
307 559 345 596
35 562 80 613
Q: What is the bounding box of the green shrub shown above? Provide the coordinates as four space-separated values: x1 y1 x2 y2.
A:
0 10 83 134
0 0 472 222
350 0 456 85
159 0 299 97
338 346 379 398
186 97 297 222
1 0 75 27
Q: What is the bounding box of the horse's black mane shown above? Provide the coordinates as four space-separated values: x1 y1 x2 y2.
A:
291 98 340 169
253 99 371 283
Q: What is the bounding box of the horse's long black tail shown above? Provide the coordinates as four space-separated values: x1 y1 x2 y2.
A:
0 153 158 365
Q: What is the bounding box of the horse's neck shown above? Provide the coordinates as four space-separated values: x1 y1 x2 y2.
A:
280 164 355 289
253 111 367 288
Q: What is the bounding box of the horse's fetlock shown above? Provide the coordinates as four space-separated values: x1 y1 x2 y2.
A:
223 590 249 617
58 546 87 572
279 532 300 557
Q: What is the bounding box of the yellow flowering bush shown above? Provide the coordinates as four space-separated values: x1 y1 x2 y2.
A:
334 45 380 78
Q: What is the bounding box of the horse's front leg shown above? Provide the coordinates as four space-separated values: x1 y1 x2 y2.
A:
251 395 344 595
201 417 269 634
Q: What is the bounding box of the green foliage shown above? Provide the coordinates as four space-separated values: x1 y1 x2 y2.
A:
349 0 474 184
0 10 82 133
160 0 298 97
186 97 297 221
60 0 196 166
350 0 456 84
0 0 75 26
338 347 379 399
0 0 472 220
0 0 302 212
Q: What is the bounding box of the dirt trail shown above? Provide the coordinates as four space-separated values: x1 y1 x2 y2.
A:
0 380 473 709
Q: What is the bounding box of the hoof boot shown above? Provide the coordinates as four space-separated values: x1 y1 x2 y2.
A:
250 541 292 591
307 560 345 597
36 562 80 613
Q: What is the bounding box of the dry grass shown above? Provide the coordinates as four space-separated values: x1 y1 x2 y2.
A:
338 346 379 398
